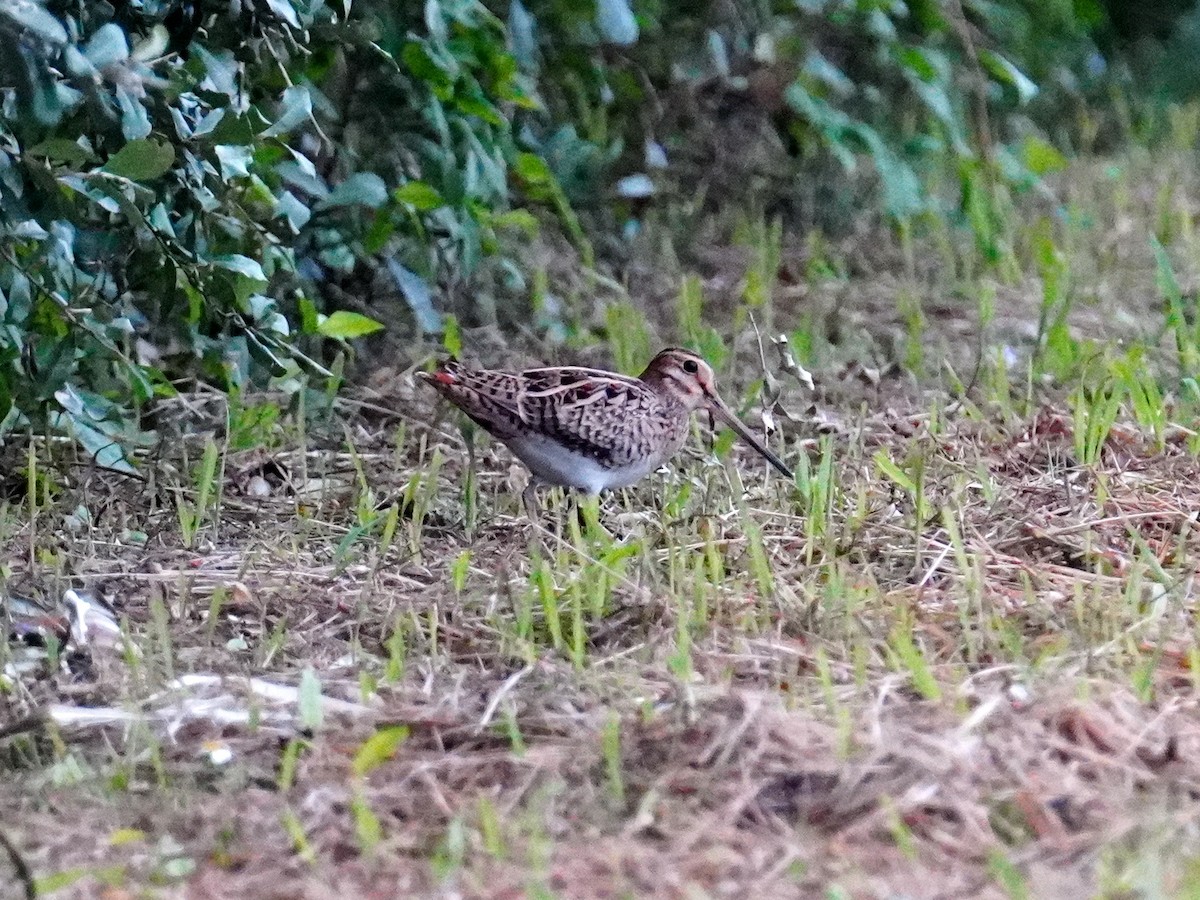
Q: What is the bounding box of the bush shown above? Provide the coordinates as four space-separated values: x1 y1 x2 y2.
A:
0 0 1185 469
0 0 531 467
510 0 1122 228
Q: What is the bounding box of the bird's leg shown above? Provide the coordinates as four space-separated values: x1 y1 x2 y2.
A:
522 478 541 524
523 479 559 556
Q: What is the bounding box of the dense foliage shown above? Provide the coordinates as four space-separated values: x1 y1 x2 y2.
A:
0 0 1187 466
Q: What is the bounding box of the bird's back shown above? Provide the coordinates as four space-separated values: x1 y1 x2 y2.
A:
420 359 692 476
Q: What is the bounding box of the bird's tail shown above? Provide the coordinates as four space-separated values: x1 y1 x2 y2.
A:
416 357 461 388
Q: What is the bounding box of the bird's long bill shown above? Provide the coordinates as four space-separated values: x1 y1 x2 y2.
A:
706 395 794 481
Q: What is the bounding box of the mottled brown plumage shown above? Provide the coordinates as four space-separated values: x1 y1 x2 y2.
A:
419 349 792 514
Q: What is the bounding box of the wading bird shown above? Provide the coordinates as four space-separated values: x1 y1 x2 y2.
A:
419 348 793 518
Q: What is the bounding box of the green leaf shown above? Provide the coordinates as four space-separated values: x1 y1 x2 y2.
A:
351 725 409 777
873 450 917 495
895 45 936 80
212 254 266 283
1020 135 1068 176
508 0 537 70
596 0 638 45
50 409 136 474
859 131 923 219
243 293 277 322
393 180 444 211
13 44 68 125
102 138 175 181
148 203 174 236
804 48 854 96
979 50 1037 105
215 144 253 179
298 296 320 334
402 42 455 87
455 95 504 126
514 152 553 186
363 212 395 254
262 85 312 138
491 208 539 235
275 191 311 231
207 110 264 145
442 314 461 357
318 310 385 339
264 0 301 28
214 255 269 305
385 260 441 333
317 172 388 210
0 1 68 44
84 23 129 68
195 46 238 98
116 85 151 140
26 138 97 165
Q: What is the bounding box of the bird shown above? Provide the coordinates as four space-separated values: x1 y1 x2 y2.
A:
418 348 793 519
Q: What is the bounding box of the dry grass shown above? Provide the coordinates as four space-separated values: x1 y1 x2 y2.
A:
7 152 1200 898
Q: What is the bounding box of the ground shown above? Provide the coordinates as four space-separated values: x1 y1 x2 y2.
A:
5 152 1200 899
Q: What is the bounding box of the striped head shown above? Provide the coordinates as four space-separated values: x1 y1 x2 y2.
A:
638 348 716 411
639 348 793 480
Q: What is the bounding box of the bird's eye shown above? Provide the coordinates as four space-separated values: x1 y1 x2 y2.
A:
682 358 699 375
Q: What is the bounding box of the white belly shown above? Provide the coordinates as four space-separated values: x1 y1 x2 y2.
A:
503 433 661 493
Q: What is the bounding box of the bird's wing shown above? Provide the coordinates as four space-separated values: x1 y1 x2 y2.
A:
421 361 676 467
520 367 668 467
